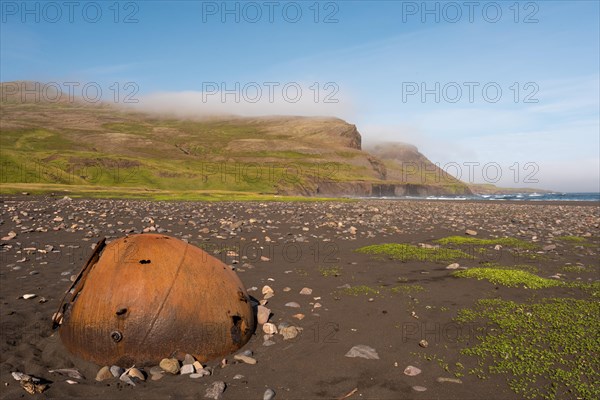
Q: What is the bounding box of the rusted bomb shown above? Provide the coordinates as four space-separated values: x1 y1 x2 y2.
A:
54 234 255 366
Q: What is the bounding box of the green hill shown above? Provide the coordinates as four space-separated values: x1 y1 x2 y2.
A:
0 81 471 200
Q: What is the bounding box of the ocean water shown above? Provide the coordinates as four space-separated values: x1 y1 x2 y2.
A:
374 193 600 202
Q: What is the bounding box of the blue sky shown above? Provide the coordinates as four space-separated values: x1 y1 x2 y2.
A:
1 1 599 191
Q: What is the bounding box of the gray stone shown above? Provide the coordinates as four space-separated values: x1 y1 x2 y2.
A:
110 365 124 378
183 353 196 365
180 364 195 374
264 388 276 400
205 381 226 399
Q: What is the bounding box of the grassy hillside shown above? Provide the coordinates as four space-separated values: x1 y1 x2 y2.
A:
0 81 471 199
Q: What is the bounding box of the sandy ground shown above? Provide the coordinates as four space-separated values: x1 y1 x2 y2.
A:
1 195 598 399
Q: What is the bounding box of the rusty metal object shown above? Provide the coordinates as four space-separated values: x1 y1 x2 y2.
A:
55 234 255 366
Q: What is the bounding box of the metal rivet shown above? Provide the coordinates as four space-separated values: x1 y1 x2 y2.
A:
110 330 123 342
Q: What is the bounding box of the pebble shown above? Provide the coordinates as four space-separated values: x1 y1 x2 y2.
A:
262 285 274 295
128 367 145 381
21 294 36 300
263 323 278 334
446 263 460 270
119 372 136 386
180 364 195 374
263 339 276 347
233 374 244 380
280 326 301 340
190 369 210 378
264 388 276 400
465 229 477 236
205 381 226 399
257 305 271 324
345 345 379 360
110 365 124 377
282 287 291 292
292 313 305 320
543 244 557 251
419 339 429 348
285 302 301 308
234 354 257 364
95 366 112 381
183 353 196 365
160 358 180 374
404 365 422 376
412 386 427 392
299 287 313 295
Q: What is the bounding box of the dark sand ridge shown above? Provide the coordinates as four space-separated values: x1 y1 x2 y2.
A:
1 196 598 399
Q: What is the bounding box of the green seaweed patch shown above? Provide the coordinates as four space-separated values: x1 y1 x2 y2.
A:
555 235 586 243
355 243 472 263
479 261 539 274
390 284 425 295
561 264 595 273
337 285 380 296
453 268 562 289
435 236 537 250
455 298 600 399
319 265 342 277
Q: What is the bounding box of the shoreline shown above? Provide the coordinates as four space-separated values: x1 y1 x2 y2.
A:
1 193 599 207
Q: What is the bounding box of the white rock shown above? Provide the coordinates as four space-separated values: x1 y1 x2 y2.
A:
404 365 422 376
280 326 301 340
299 287 312 295
446 263 460 270
180 364 195 374
285 302 301 308
345 345 379 359
262 285 274 295
233 354 257 364
263 323 278 334
264 388 276 400
257 305 271 324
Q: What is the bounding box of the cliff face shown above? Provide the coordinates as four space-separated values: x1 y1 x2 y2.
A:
1 81 471 197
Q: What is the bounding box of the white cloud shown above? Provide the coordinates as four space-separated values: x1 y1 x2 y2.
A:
131 83 356 119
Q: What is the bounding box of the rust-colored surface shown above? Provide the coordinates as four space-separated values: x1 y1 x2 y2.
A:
57 234 255 366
